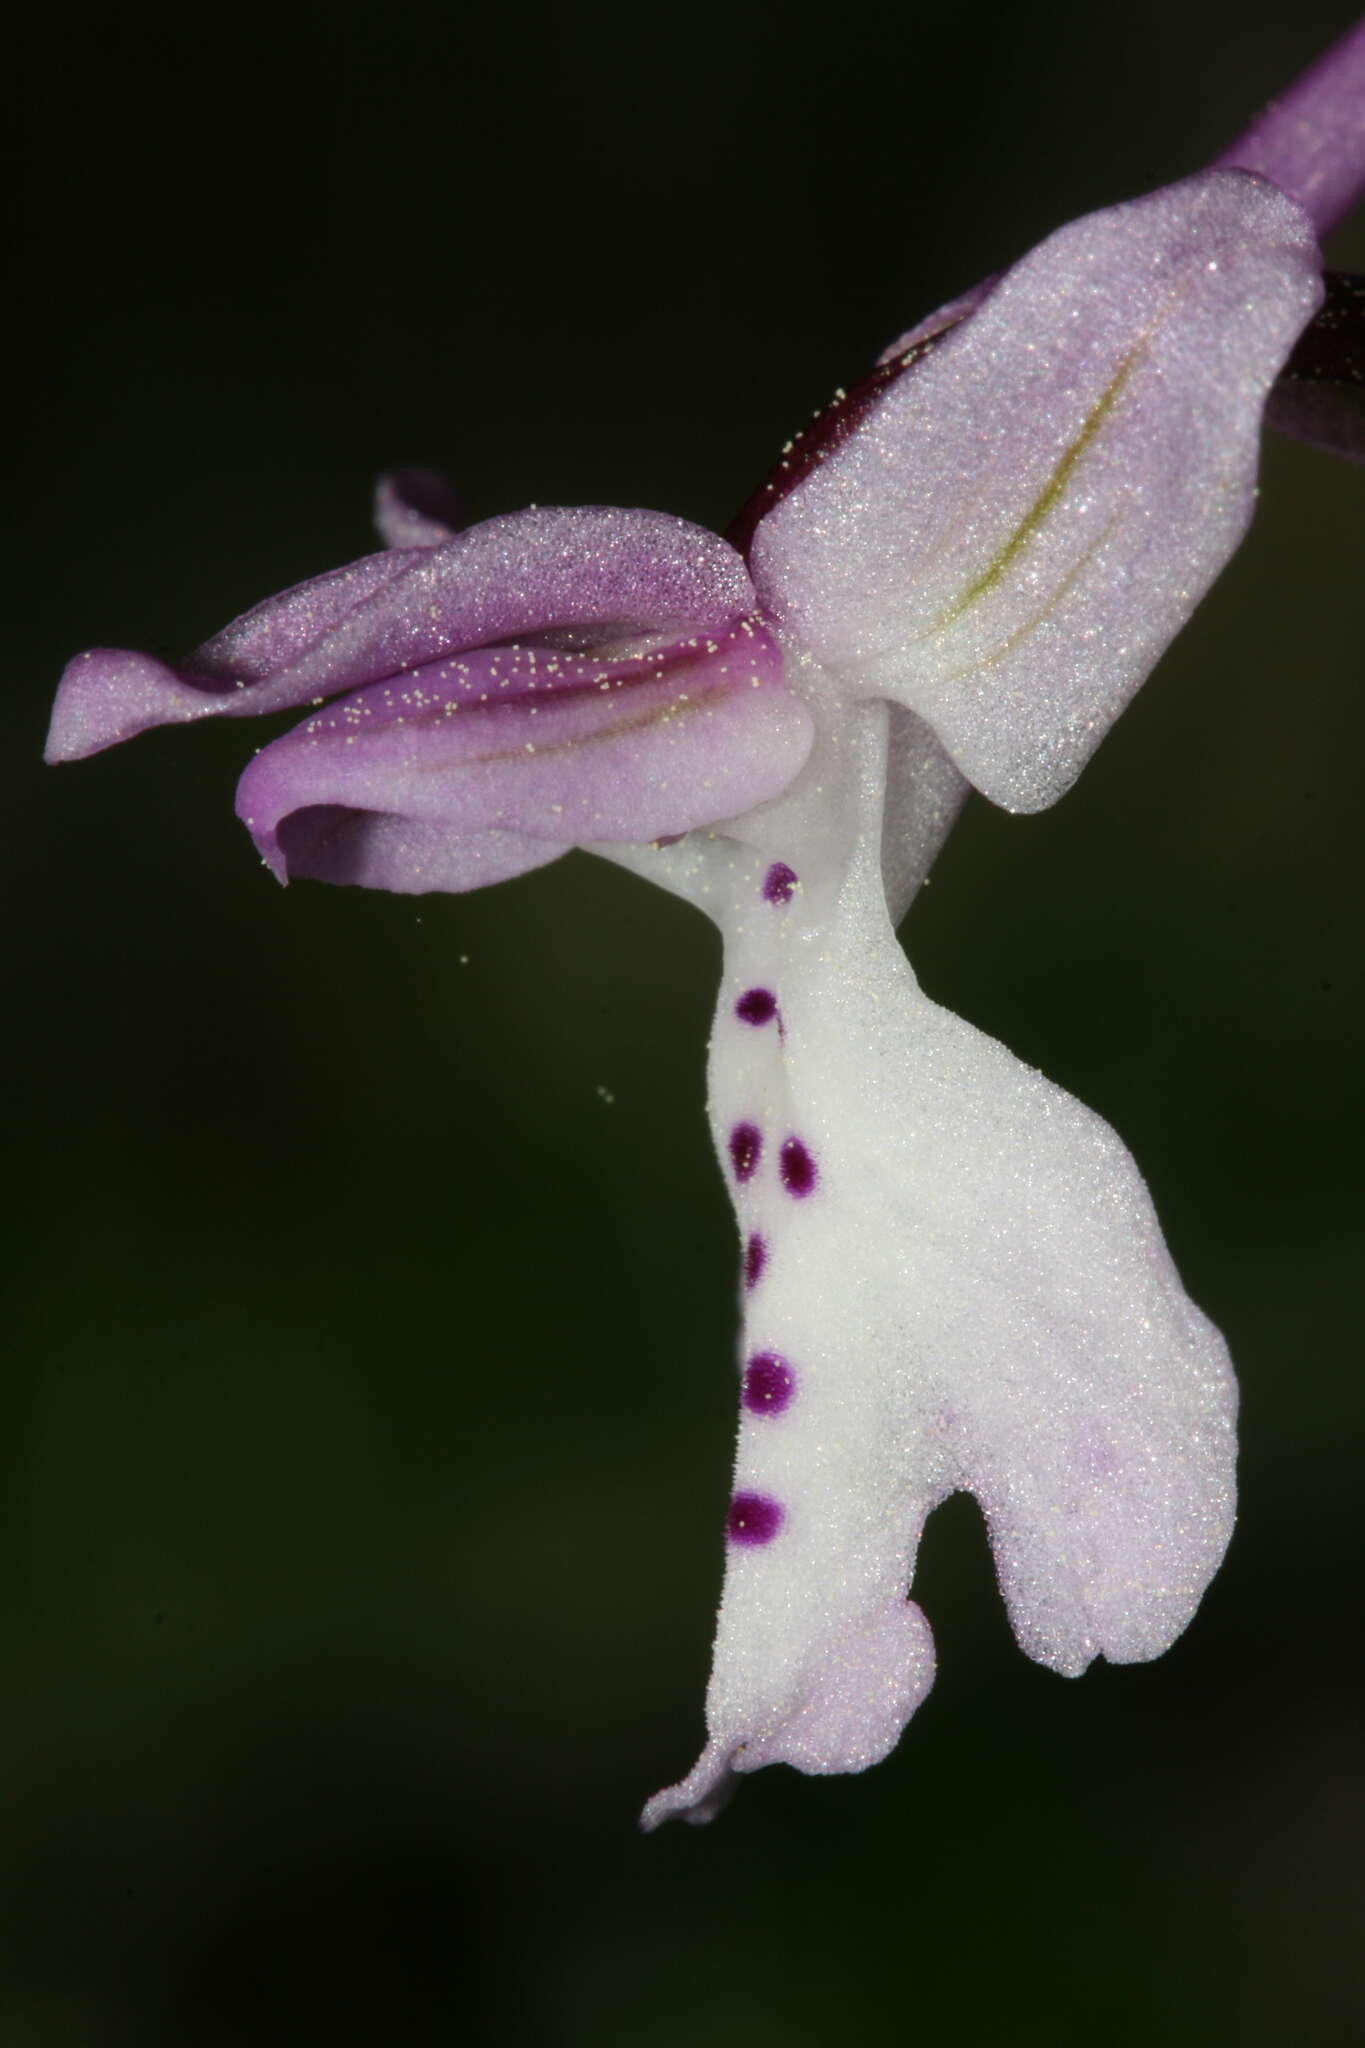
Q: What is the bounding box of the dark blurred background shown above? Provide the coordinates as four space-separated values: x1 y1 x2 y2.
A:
10 2 1364 2042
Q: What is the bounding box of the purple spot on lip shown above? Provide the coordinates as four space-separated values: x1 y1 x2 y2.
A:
780 1136 817 1197
729 1122 761 1183
762 861 798 905
735 987 778 1026
727 1490 784 1546
743 1352 795 1415
743 1232 767 1290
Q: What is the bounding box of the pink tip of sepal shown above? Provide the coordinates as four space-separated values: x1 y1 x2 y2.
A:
44 647 229 764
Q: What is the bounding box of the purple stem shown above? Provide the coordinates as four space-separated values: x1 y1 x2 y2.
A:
1217 18 1365 241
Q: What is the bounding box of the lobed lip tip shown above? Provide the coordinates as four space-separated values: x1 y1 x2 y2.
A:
638 1743 741 1831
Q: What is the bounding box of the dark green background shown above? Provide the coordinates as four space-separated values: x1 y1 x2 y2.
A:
12 2 1364 2041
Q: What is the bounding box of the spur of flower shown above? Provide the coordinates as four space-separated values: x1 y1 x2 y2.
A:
47 24 1365 1827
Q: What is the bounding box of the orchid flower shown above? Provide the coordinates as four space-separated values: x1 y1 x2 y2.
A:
47 24 1365 1830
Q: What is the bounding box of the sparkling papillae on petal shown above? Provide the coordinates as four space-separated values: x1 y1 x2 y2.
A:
44 549 423 762
46 507 764 763
728 286 995 559
237 618 809 890
750 171 1322 810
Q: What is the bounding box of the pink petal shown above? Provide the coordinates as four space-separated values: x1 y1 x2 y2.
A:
235 619 812 890
727 292 988 559
270 812 566 895
47 507 759 763
749 170 1322 811
45 549 422 763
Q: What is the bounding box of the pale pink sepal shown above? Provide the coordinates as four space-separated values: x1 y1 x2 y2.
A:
749 171 1321 812
236 619 811 890
46 508 762 764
